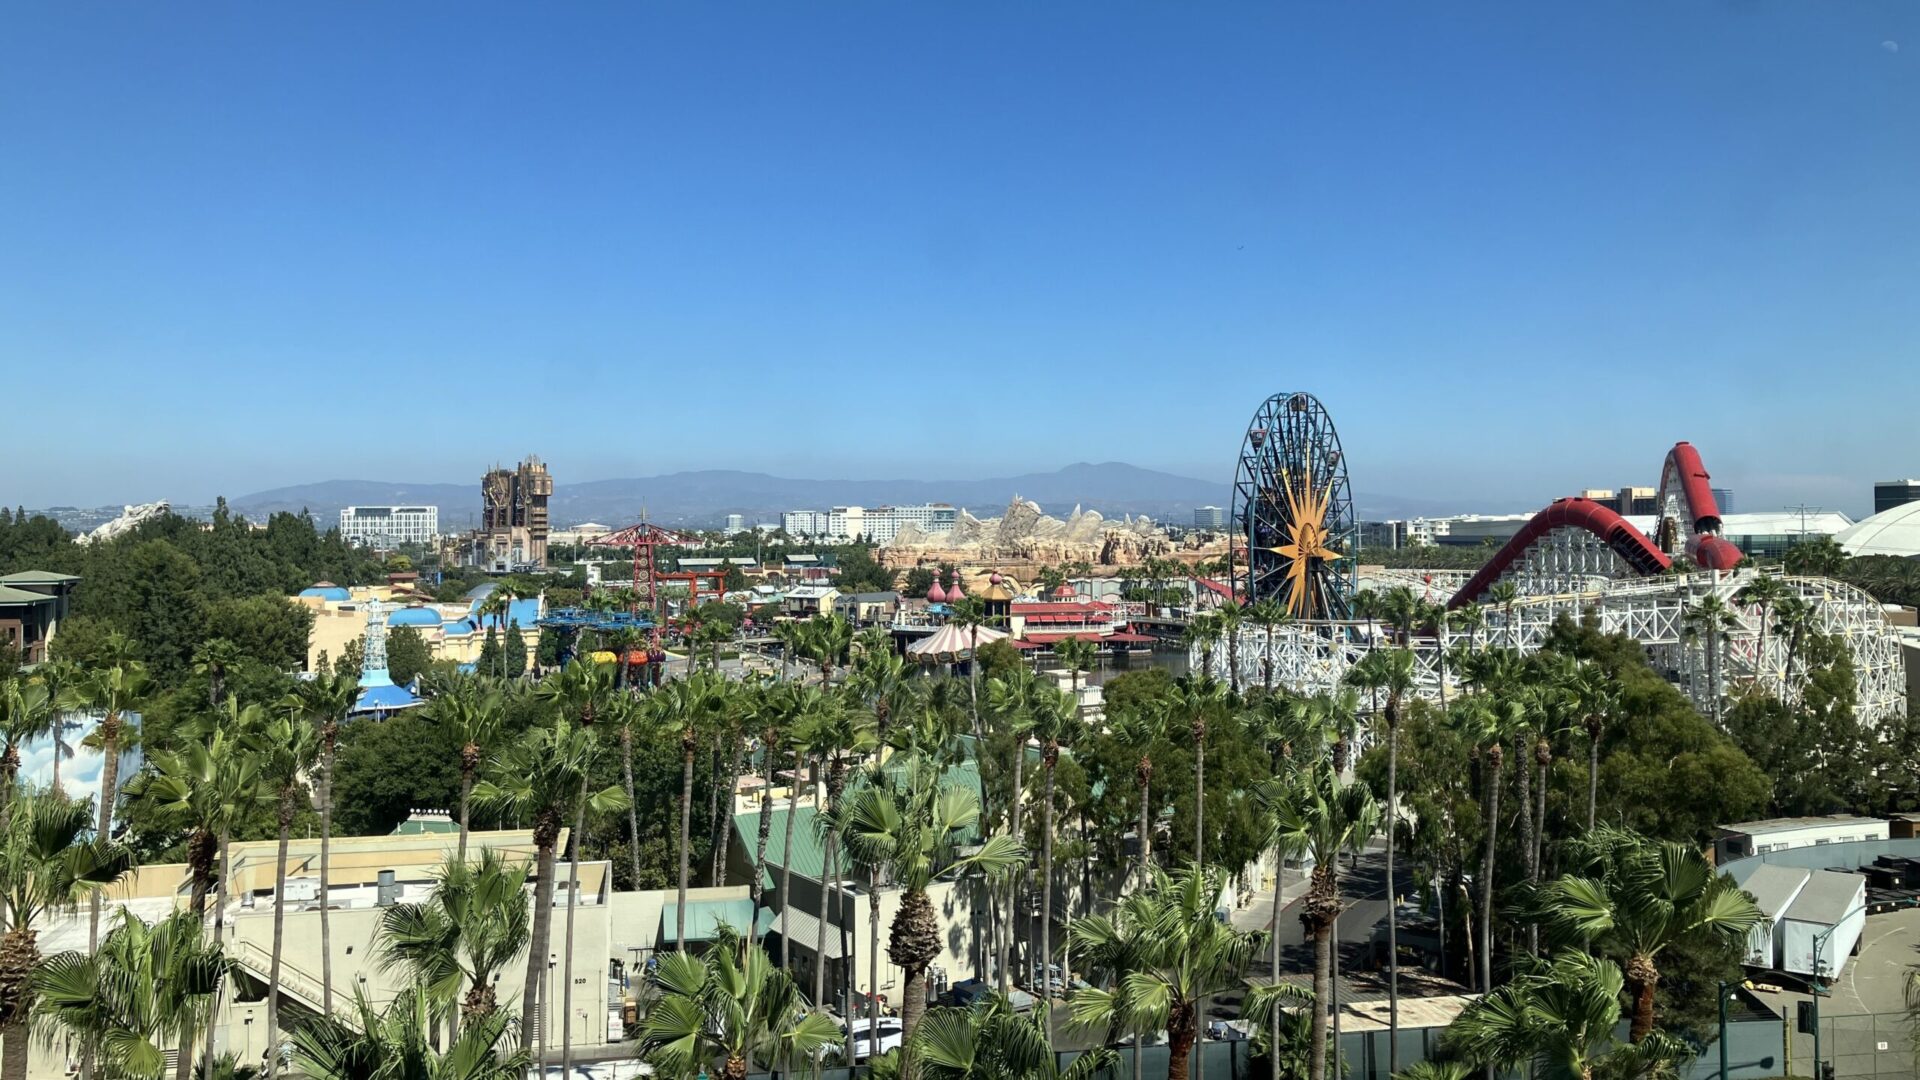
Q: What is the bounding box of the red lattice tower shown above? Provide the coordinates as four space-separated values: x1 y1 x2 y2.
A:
588 520 699 638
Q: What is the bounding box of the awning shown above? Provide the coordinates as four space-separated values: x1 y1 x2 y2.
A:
1018 632 1104 645
761 907 848 958
1105 632 1157 643
658 900 776 944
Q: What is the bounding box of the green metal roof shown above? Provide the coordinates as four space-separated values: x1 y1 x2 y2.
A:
389 815 460 836
659 899 776 942
734 804 828 888
0 571 79 585
0 586 56 606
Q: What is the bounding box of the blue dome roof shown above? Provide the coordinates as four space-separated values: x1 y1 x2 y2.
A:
387 606 443 628
299 585 352 602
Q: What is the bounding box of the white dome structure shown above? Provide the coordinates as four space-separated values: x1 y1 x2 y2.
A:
1837 501 1920 558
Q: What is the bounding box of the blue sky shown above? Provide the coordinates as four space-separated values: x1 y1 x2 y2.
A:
4 2 1915 514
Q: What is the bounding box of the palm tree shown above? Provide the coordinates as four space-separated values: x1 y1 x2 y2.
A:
293 671 358 1015
1772 595 1816 686
1052 637 1098 705
1487 581 1521 645
1108 700 1170 892
1448 691 1521 995
801 614 855 684
636 932 840 1080
0 793 135 1080
1537 828 1761 1041
423 672 506 864
1066 865 1267 1080
1343 647 1415 1070
840 752 1024 1070
1023 685 1080 1039
1734 573 1790 684
1446 951 1692 1080
32 909 229 1080
26 657 80 797
912 998 1115 1080
0 678 50 829
1216 601 1245 693
1563 661 1616 831
1246 599 1288 691
1181 613 1222 679
1683 595 1738 727
798 690 877 1024
1263 764 1380 1080
290 986 529 1080
192 639 242 711
605 691 648 891
471 719 627 1066
375 850 532 1042
76 644 145 955
1172 675 1229 861
253 703 321 1076
650 672 727 952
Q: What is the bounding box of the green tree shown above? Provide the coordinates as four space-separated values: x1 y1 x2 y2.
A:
0 794 136 1080
1066 865 1267 1080
253 702 321 1076
289 986 529 1080
911 998 1115 1080
502 623 528 680
840 752 1024 1064
1536 828 1761 1041
388 626 433 686
636 933 840 1080
31 910 230 1080
472 719 626 1068
1263 763 1380 1080
375 850 532 1041
1446 951 1691 1080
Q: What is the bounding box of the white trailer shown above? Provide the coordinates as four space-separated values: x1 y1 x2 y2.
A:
1740 864 1811 969
1716 815 1888 862
1779 870 1867 980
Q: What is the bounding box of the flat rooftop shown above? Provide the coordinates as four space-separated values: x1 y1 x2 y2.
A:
1720 815 1886 837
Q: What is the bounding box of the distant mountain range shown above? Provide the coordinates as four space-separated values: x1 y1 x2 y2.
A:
230 462 1467 531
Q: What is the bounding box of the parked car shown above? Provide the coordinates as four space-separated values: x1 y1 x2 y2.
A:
841 1017 905 1061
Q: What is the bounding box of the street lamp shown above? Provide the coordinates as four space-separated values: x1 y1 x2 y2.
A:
1808 897 1920 1080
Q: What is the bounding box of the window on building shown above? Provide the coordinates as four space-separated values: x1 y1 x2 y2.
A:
1815 838 1831 846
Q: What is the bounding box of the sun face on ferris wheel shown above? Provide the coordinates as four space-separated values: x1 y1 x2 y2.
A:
1269 454 1346 617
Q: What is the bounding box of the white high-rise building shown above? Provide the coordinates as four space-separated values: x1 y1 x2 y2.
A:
340 506 439 548
780 504 959 543
725 513 746 533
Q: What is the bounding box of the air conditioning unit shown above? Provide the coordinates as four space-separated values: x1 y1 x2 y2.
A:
283 878 321 904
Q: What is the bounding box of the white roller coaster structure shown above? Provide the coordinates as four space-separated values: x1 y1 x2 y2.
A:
1199 566 1908 725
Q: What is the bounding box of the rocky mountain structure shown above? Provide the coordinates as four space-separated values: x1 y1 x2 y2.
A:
885 496 1179 566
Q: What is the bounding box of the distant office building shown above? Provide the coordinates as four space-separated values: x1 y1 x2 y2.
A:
782 504 958 544
1580 489 1622 513
1358 520 1404 550
1876 480 1920 515
1710 488 1734 513
1620 487 1659 515
1193 506 1225 530
724 513 746 533
1426 514 1534 548
340 506 439 548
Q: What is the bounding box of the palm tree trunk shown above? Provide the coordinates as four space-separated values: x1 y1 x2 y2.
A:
1269 847 1286 1080
1628 960 1659 1042
1193 723 1206 862
1516 735 1533 890
562 784 586 1078
322 726 337 1014
523 838 557 1067
1479 751 1501 998
1168 1003 1198 1080
1587 722 1601 831
1137 771 1153 891
780 753 803 971
678 726 695 951
1309 920 1333 1080
816 837 833 1015
1040 756 1057 1042
713 736 743 887
1386 712 1400 1076
1533 749 1548 877
1008 743 1025 978
205 827 231 1076
457 768 473 866
867 874 881 1058
89 722 121 952
266 797 292 1079
621 727 642 891
750 734 775 921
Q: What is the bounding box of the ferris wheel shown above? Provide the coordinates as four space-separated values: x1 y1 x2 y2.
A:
1230 392 1358 620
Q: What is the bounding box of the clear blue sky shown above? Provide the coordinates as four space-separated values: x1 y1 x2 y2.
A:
4 2 1915 515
